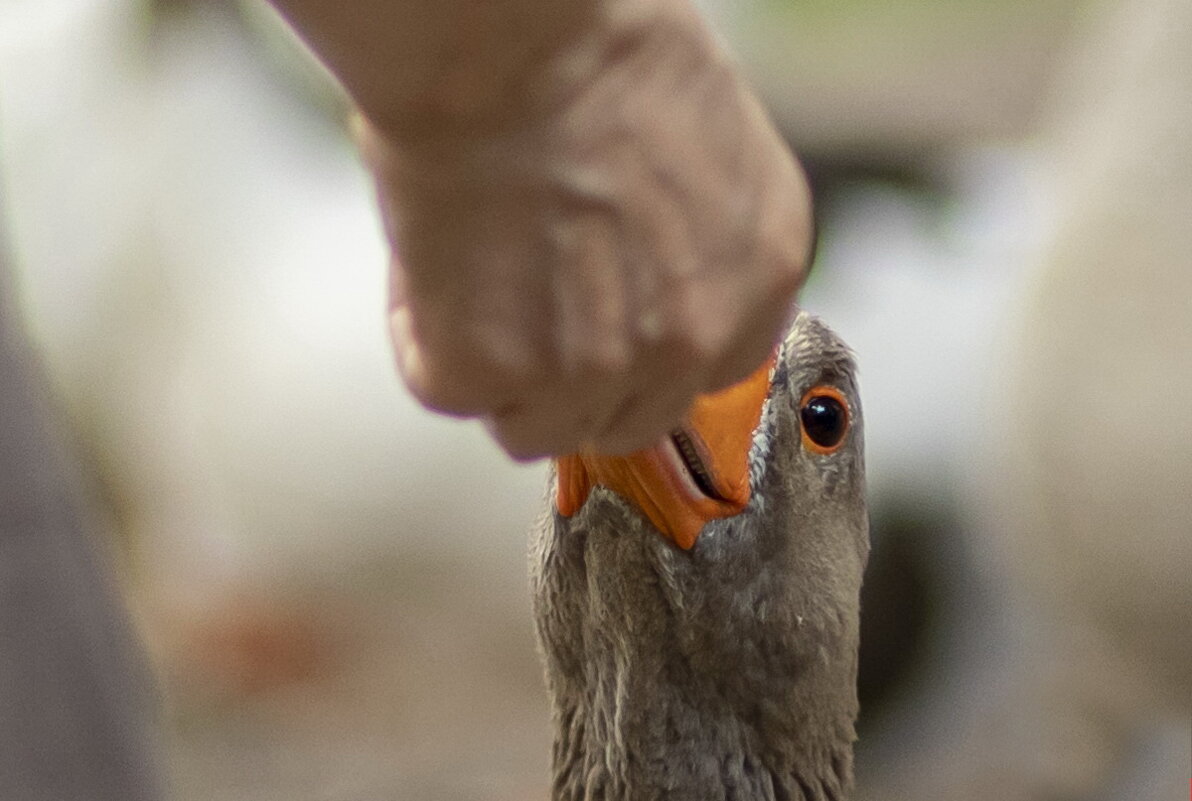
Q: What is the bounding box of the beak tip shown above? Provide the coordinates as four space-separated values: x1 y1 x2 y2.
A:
670 525 700 551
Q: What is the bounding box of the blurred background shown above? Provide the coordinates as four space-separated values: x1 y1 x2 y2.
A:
0 0 1188 798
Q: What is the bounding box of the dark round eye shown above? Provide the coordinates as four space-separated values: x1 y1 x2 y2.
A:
799 386 850 454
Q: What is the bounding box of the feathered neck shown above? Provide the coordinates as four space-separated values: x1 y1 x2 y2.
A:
532 412 863 800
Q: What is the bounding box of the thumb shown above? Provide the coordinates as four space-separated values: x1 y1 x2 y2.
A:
387 268 495 418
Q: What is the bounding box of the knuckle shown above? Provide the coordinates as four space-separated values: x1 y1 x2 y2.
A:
400 369 472 416
405 323 545 415
398 341 495 417
767 258 804 305
664 315 726 367
468 325 542 388
488 421 556 463
573 339 632 380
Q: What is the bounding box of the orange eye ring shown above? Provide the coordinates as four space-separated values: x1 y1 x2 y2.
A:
798 385 851 455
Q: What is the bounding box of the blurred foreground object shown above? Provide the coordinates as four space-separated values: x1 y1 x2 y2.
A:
1 2 551 796
0 249 162 799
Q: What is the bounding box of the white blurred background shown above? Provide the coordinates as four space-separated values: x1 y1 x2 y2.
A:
1 0 1187 798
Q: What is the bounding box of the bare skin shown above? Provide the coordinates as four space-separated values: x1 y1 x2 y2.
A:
268 0 814 459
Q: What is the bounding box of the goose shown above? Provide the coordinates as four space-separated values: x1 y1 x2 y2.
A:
532 312 867 801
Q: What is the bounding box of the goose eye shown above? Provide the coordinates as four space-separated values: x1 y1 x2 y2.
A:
799 386 850 454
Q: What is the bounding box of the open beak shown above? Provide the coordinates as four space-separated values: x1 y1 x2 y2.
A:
555 355 775 549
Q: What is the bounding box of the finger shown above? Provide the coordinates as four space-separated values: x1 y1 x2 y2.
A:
589 372 701 455
484 400 597 462
484 409 581 462
348 111 374 158
389 302 511 418
388 302 451 413
701 288 794 393
388 253 522 416
483 371 632 460
352 112 398 182
585 392 655 454
353 113 404 249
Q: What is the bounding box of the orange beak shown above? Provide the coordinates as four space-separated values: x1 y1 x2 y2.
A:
555 355 775 549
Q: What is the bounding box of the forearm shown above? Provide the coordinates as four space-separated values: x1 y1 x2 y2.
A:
265 0 675 139
270 0 813 456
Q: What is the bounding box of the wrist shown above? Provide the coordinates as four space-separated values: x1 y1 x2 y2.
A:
366 0 712 147
361 0 812 303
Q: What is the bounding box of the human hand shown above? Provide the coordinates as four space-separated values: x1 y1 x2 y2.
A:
357 1 814 460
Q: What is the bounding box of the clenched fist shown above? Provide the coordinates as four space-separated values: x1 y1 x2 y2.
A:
355 2 813 459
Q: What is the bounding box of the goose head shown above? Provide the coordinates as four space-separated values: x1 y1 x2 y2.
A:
532 311 868 801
